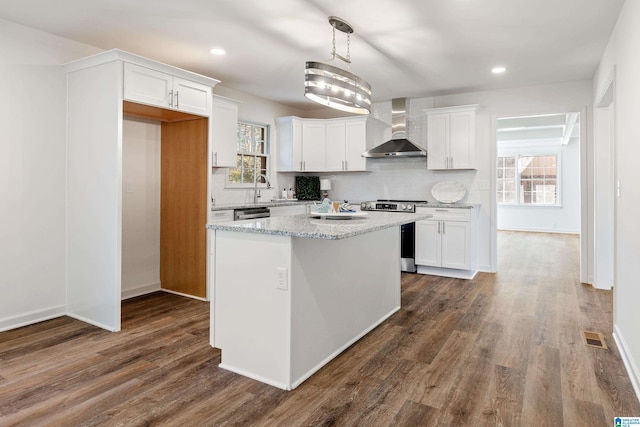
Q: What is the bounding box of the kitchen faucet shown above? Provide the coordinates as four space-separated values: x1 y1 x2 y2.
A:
253 173 271 204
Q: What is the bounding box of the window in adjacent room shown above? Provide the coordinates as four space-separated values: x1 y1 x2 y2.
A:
497 154 559 206
227 121 270 187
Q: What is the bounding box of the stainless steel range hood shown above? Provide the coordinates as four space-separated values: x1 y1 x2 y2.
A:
362 98 427 158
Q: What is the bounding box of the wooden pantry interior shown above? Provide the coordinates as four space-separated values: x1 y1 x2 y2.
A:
66 50 222 332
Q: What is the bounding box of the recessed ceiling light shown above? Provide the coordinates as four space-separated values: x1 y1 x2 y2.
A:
492 66 507 74
210 48 226 56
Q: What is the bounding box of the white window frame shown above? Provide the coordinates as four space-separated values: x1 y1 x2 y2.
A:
497 151 562 207
225 121 271 188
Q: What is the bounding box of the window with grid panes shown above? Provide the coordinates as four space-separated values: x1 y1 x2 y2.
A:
497 154 559 206
227 121 269 186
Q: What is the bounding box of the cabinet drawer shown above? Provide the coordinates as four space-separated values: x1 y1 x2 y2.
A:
209 210 234 223
416 207 470 221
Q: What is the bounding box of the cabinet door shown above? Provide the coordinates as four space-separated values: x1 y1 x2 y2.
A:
291 120 303 172
345 119 367 171
302 122 326 171
415 220 442 267
325 121 346 171
449 111 475 169
441 221 470 269
211 96 238 167
123 63 172 109
427 113 449 170
174 77 211 116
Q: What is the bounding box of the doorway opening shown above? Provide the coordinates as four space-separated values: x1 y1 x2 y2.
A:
494 112 582 271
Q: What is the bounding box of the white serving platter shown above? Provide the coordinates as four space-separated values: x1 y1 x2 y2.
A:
431 181 467 203
309 211 368 220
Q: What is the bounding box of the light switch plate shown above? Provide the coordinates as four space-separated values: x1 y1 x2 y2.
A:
276 267 288 290
478 180 490 190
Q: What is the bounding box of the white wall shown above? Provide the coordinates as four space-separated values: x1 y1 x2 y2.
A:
315 81 593 273
210 86 303 205
594 0 640 400
121 118 161 299
0 19 100 331
497 139 581 234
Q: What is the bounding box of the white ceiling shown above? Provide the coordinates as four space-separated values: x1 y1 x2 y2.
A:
0 0 624 111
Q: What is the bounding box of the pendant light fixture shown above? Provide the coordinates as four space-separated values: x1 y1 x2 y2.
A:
304 16 372 115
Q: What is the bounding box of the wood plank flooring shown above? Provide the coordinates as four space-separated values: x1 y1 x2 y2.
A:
1 231 639 426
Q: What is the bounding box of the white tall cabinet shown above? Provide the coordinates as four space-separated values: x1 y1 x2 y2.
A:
65 49 219 332
277 116 367 172
425 105 479 170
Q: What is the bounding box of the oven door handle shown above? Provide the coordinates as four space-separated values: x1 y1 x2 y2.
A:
235 213 270 220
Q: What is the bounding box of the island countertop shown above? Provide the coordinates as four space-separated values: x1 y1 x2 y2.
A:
206 211 432 240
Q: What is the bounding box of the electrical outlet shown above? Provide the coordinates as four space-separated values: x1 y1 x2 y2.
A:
478 180 490 191
276 267 288 290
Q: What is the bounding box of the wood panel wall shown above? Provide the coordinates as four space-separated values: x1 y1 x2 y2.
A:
160 118 208 298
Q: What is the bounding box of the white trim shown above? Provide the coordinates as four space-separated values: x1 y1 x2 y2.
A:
424 104 480 114
497 226 579 234
0 306 66 332
64 48 220 87
477 264 496 273
121 282 162 300
161 288 208 302
218 363 291 391
613 324 640 404
416 266 478 280
66 312 118 332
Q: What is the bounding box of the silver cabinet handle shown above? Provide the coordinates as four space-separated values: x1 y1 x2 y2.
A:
344 160 348 170
442 221 446 234
303 161 306 171
169 90 174 107
437 221 441 234
175 91 179 109
213 152 218 166
435 209 449 212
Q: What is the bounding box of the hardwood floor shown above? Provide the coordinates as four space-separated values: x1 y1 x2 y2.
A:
1 231 638 426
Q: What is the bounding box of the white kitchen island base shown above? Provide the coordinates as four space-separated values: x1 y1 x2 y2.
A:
213 226 401 390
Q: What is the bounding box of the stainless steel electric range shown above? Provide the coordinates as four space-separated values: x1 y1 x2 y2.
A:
360 199 428 273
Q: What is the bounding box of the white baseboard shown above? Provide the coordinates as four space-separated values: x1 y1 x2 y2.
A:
478 264 496 273
613 324 640 404
161 288 208 302
65 312 118 332
121 282 162 300
0 305 66 332
498 226 579 235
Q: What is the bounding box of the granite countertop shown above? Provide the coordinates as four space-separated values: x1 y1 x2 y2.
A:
211 200 315 211
415 202 478 209
206 211 432 240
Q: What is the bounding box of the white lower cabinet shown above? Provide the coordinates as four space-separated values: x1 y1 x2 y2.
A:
415 206 477 279
207 209 234 347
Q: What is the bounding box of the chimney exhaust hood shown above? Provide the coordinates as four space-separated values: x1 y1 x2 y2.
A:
362 98 427 158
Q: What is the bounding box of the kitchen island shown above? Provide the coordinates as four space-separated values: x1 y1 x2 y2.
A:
206 211 431 390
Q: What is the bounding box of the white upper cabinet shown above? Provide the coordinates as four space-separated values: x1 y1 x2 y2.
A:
302 122 326 172
325 121 346 171
211 95 239 168
277 116 367 172
344 119 367 171
425 105 479 170
124 63 211 116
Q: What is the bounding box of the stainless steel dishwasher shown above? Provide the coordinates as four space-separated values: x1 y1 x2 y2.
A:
233 207 271 221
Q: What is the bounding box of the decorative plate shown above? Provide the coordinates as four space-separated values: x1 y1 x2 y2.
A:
431 181 467 203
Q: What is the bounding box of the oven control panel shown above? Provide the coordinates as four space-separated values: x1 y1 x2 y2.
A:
360 201 416 213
